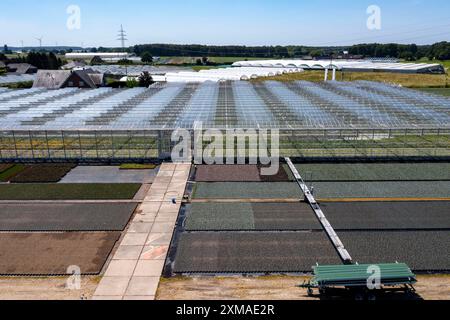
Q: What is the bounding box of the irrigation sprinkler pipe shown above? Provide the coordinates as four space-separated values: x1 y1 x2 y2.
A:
285 157 353 264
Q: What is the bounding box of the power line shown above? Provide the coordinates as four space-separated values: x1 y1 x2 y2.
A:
117 25 128 52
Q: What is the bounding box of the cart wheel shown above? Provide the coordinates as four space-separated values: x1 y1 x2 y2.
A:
354 293 364 301
367 293 377 301
307 288 313 296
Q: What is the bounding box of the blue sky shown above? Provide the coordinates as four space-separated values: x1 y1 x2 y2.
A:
1 0 449 47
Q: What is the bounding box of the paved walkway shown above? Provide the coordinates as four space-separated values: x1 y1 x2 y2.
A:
93 163 191 300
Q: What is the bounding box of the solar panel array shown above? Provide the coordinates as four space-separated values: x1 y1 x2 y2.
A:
0 81 449 131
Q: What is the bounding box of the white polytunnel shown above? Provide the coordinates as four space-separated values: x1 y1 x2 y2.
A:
231 59 445 74
162 67 303 82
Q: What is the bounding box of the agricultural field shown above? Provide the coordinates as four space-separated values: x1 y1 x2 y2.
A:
254 70 449 88
415 88 450 96
170 163 450 277
0 162 154 299
410 59 450 69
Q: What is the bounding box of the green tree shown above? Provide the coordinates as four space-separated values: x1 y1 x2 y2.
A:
90 56 104 65
138 71 154 87
47 52 59 69
399 51 415 61
141 52 153 64
3 45 12 54
118 58 132 65
310 50 323 58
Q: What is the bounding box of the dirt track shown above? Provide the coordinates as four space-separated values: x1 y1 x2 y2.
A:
156 275 450 301
0 276 99 300
0 275 448 300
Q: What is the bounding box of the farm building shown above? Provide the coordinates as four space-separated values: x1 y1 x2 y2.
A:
32 69 105 89
6 63 38 75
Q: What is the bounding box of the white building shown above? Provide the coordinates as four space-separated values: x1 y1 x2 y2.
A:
65 52 140 62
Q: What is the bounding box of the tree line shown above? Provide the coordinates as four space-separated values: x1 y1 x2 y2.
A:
132 42 450 61
349 42 450 61
0 52 64 69
133 44 291 58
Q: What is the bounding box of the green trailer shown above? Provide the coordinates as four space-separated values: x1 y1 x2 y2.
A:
300 263 417 300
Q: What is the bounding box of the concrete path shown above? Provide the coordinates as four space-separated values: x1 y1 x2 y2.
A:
92 163 191 300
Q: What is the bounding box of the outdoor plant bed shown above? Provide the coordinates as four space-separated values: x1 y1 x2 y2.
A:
0 164 14 174
0 164 27 182
10 164 76 183
0 183 142 200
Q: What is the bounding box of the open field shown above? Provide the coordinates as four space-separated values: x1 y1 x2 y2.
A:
410 59 450 69
254 70 449 88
